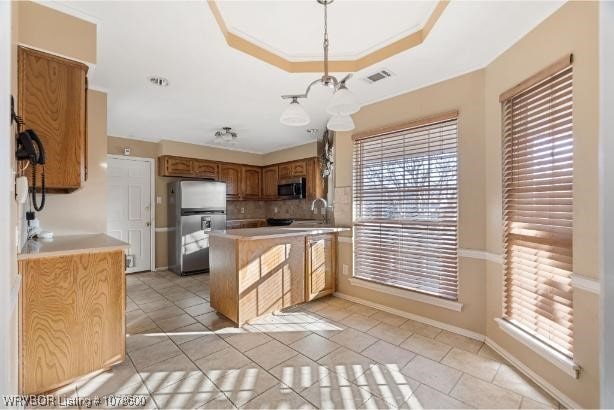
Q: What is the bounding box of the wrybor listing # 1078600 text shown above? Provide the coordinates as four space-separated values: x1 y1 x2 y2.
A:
2 394 149 408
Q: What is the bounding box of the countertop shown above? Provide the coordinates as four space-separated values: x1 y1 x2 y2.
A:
209 225 350 240
18 233 130 260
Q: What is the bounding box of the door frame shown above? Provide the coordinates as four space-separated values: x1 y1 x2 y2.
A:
107 155 156 273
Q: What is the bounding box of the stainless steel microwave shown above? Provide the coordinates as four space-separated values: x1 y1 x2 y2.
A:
278 177 306 199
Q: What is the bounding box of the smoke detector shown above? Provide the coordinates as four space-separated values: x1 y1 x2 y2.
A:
362 69 394 84
148 76 169 87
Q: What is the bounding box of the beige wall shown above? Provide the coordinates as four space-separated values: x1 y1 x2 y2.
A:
108 136 159 159
17 1 96 64
334 2 600 408
38 90 108 235
262 142 317 165
335 69 487 334
483 2 600 408
159 140 263 166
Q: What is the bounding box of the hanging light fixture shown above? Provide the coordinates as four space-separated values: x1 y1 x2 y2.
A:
214 127 239 145
279 0 360 131
327 114 355 132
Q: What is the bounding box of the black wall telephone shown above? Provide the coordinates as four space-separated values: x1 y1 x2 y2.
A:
12 96 46 211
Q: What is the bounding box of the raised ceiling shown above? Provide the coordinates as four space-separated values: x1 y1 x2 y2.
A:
48 0 564 154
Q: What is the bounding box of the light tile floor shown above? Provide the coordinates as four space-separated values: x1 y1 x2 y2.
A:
47 270 561 409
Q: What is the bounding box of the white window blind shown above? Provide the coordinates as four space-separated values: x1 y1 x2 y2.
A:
502 61 574 358
352 115 459 301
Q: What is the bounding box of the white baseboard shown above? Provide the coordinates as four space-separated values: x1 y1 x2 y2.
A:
332 291 583 409
484 337 581 410
333 291 484 341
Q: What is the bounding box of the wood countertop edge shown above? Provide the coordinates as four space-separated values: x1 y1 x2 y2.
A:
17 244 130 260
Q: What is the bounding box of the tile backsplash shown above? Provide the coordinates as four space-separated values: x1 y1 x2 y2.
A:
226 201 266 220
265 199 322 220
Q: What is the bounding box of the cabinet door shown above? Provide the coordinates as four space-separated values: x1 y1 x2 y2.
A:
220 164 242 200
19 47 88 192
240 220 260 229
306 158 325 200
278 164 292 180
242 166 262 200
160 156 193 177
291 160 307 177
193 159 219 180
262 166 279 200
305 234 336 301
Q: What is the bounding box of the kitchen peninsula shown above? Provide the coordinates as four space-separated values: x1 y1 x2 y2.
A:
209 226 349 325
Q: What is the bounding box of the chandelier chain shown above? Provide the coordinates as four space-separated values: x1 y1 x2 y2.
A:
323 0 329 77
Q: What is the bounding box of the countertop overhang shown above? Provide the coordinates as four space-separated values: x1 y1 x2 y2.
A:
18 233 130 260
209 226 351 240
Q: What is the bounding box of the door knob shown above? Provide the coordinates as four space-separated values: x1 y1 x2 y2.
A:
146 222 151 227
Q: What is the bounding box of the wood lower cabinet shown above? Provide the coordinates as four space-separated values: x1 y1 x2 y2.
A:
262 166 278 200
220 163 242 200
18 47 88 192
18 248 126 394
305 234 336 301
241 166 261 200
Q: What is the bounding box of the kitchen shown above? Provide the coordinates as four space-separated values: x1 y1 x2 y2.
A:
2 1 607 409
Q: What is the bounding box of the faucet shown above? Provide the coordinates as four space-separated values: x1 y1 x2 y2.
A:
311 198 329 224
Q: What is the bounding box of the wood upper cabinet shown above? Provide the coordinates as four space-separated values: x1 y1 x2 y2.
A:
262 166 278 200
159 156 193 176
242 166 261 200
18 47 88 192
193 159 219 179
306 158 325 200
219 163 242 200
291 160 307 177
305 234 336 301
278 163 292 180
159 156 218 179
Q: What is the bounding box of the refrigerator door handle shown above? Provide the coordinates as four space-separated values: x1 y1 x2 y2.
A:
201 216 212 232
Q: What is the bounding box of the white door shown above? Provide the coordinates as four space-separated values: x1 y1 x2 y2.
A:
107 156 153 273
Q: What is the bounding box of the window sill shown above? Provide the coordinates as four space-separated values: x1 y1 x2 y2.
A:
494 318 580 379
348 277 463 312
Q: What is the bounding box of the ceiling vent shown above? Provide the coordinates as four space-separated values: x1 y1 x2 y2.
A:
148 76 169 87
362 69 394 84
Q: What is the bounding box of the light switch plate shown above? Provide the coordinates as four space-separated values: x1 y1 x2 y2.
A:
342 264 349 275
156 196 162 205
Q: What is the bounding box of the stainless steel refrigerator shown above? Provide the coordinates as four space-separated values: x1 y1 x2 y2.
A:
168 180 226 275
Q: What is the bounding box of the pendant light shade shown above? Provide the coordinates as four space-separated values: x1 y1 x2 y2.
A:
327 85 360 115
327 114 355 132
280 99 310 126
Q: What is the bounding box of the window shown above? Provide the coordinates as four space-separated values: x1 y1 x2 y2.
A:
501 57 574 358
352 113 459 301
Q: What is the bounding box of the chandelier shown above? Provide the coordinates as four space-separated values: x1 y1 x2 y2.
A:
279 0 360 132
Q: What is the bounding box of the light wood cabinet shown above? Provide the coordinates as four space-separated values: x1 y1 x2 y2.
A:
193 159 219 179
160 156 193 176
158 155 323 201
278 164 292 180
220 163 242 200
242 166 261 200
18 248 126 394
18 46 88 192
262 166 279 200
305 234 336 301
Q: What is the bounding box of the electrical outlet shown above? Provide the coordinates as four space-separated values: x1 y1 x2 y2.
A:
274 207 278 214
342 264 349 275
240 207 245 214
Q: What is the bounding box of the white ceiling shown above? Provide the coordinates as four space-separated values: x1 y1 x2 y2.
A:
49 0 564 154
217 0 438 60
